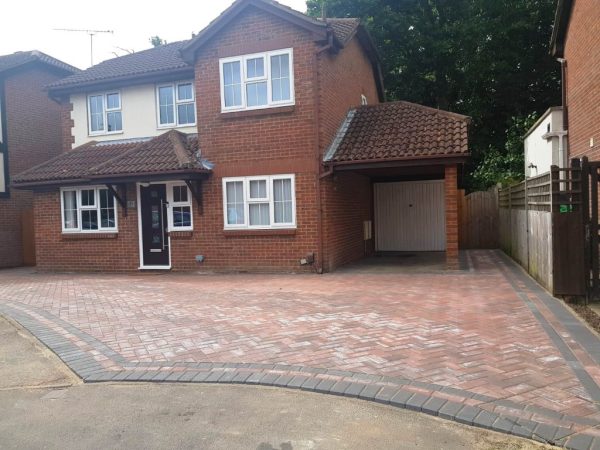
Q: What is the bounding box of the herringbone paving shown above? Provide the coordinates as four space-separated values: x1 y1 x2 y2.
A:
0 250 599 449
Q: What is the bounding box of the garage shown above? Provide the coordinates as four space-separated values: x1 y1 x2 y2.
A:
374 180 446 252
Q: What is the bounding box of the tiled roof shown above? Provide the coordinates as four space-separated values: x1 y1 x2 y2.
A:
47 40 192 91
324 101 470 163
0 50 79 75
325 18 360 45
13 131 208 186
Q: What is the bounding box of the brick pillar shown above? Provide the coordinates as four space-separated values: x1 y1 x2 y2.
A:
445 164 459 269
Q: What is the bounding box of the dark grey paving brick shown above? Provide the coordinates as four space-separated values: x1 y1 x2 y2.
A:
231 372 252 384
245 372 264 385
454 405 481 426
299 377 321 391
358 384 381 400
589 437 600 450
151 371 172 382
287 376 308 389
373 386 398 405
204 371 225 383
272 375 294 387
343 382 365 398
492 417 516 434
438 401 464 421
217 371 237 383
532 423 559 444
389 390 414 409
314 379 336 394
405 393 430 412
178 371 201 383
566 434 595 450
472 410 499 429
421 396 447 416
258 373 279 385
191 371 211 383
329 381 352 396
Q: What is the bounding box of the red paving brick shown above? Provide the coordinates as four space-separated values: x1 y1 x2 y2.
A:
0 250 599 430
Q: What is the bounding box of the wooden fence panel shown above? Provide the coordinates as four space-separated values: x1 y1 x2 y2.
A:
511 210 528 267
459 189 499 249
528 210 553 289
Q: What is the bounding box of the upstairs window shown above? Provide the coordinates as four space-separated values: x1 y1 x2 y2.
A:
222 175 296 229
157 82 196 127
219 49 294 112
88 92 122 135
61 187 117 233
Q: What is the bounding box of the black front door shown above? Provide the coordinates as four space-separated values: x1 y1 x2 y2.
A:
140 184 169 267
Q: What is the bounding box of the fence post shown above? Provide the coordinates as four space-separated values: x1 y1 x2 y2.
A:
525 177 530 272
508 184 513 256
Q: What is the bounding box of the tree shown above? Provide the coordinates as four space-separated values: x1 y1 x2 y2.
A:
307 0 560 189
149 36 167 47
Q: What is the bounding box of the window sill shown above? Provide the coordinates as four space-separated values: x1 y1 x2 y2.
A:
88 131 124 137
223 228 296 237
62 232 118 240
157 124 196 130
221 105 295 120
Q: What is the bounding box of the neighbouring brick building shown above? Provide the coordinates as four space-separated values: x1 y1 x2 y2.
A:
551 0 600 160
0 51 77 268
12 0 469 273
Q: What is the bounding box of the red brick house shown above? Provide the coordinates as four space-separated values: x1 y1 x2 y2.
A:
551 0 600 160
12 0 469 273
0 51 77 268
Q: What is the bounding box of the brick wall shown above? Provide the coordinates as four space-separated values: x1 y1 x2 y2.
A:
0 67 66 268
34 186 140 272
563 0 600 160
321 172 373 272
445 164 459 268
318 37 379 270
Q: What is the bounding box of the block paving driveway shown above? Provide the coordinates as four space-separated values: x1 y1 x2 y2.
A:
1 250 599 449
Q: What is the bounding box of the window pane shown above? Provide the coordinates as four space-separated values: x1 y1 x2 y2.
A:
271 54 291 102
223 61 242 107
246 81 268 107
81 210 98 230
106 93 120 109
173 185 188 203
107 111 122 132
273 178 293 224
226 181 244 225
99 189 115 229
177 103 196 125
158 86 175 124
89 95 104 132
177 83 193 101
63 191 78 229
173 206 191 227
81 189 95 207
246 57 264 78
249 180 267 199
249 203 269 226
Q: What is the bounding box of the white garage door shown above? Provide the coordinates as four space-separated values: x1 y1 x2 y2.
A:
374 180 446 251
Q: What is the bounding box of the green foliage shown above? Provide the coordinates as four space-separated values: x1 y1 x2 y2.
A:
471 113 539 190
149 36 167 47
307 0 560 189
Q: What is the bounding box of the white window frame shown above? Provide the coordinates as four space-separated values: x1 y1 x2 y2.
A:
87 91 123 136
222 174 296 230
165 181 194 231
219 48 295 113
60 186 119 234
156 81 196 128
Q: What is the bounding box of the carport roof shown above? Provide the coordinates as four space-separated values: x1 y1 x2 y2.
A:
323 101 470 165
12 130 211 188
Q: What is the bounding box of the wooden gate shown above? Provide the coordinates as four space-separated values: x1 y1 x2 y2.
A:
21 208 36 266
580 157 600 300
458 189 498 249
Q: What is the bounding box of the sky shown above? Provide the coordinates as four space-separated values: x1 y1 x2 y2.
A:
1 0 308 70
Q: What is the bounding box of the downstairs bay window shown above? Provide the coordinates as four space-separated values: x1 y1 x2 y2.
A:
61 187 118 233
222 175 295 229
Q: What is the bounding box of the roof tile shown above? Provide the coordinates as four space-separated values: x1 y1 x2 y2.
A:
324 101 470 163
13 131 206 186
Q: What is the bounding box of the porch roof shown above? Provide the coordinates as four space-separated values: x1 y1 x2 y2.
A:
323 101 471 167
12 130 211 188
